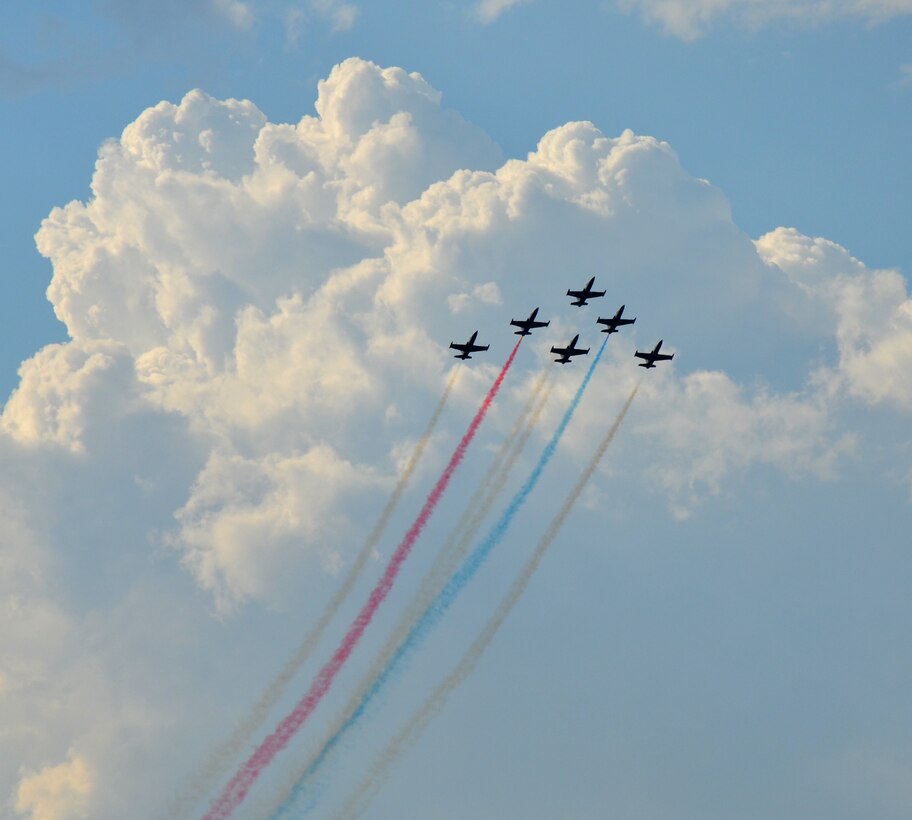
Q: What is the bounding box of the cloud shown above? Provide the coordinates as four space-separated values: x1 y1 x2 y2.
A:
210 0 254 29
448 282 503 313
617 0 912 40
21 57 504 603
11 56 897 611
310 0 359 31
0 470 222 820
1 341 133 453
285 0 360 42
94 0 256 41
632 369 854 515
172 444 387 610
14 752 94 820
0 1 354 99
20 58 895 591
474 0 534 24
757 227 912 410
540 338 853 515
2 56 910 814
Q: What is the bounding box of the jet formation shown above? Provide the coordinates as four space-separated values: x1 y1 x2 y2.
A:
449 275 674 370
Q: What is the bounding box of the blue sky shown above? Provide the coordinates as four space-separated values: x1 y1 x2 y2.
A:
1 2 911 818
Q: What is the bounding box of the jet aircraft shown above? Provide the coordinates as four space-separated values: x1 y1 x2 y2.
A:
449 331 490 360
551 334 590 364
634 340 674 368
567 276 606 307
596 305 636 335
510 307 550 336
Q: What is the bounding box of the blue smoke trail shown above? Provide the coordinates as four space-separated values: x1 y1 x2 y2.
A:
273 336 609 818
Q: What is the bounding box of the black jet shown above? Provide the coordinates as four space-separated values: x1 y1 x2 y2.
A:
634 340 674 369
449 331 490 360
596 305 636 335
551 334 590 364
567 276 606 307
510 307 550 337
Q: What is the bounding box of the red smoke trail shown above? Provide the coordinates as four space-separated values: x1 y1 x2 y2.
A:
203 340 522 819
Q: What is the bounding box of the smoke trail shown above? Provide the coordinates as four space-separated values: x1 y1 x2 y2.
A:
271 337 609 818
407 370 552 638
381 375 554 680
447 372 553 563
415 373 544 580
166 369 460 819
264 373 553 817
340 384 639 819
202 341 521 819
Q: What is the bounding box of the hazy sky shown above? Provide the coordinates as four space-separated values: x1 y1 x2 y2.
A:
1 2 911 818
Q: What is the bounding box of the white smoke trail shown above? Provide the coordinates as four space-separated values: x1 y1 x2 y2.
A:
338 383 639 819
422 370 553 607
262 369 552 816
435 369 550 561
165 367 461 819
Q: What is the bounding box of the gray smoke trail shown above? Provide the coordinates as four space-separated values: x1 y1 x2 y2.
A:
413 375 553 623
435 370 552 583
262 370 552 817
350 375 554 732
165 367 461 819
338 383 639 819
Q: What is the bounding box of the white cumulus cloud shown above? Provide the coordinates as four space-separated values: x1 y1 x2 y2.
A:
1 56 910 815
757 227 912 410
2 342 132 453
618 0 912 39
15 59 892 594
14 752 94 820
173 444 387 610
